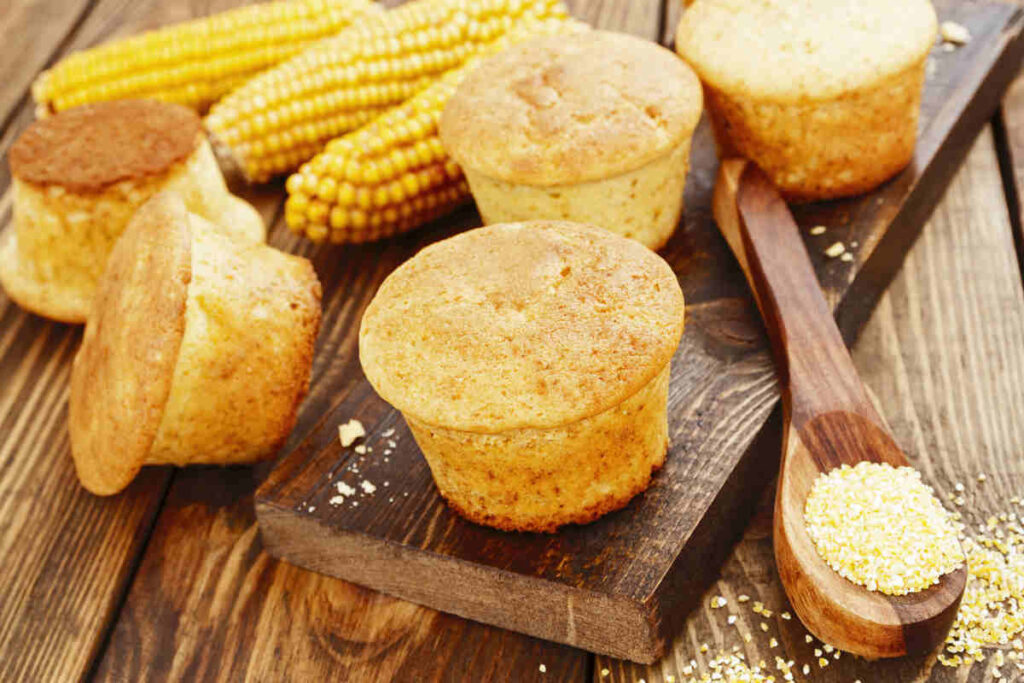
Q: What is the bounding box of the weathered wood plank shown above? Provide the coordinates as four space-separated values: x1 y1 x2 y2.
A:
91 1 660 680
0 0 92 131
998 70 1024 279
0 2 280 681
600 126 1024 681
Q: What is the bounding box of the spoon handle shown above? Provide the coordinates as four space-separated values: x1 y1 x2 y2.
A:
712 159 873 427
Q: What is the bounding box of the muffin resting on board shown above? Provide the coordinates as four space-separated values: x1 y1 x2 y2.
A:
359 221 685 532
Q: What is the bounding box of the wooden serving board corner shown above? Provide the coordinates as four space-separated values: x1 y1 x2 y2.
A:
255 2 1024 664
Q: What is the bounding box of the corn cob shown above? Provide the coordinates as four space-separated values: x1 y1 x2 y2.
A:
32 0 381 118
284 17 588 244
205 0 570 183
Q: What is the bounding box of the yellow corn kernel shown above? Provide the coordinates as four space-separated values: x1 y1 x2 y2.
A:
284 16 585 243
207 0 570 182
32 0 380 117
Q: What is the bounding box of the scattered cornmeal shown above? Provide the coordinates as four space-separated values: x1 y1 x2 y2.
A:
804 462 964 595
939 510 1024 668
683 653 773 683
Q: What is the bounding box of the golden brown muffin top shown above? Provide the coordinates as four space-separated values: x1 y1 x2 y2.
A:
439 31 702 186
10 100 200 193
676 0 937 102
359 221 685 432
69 192 191 495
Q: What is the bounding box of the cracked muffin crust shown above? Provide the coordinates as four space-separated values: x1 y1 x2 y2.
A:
0 100 265 323
359 221 685 531
440 31 702 249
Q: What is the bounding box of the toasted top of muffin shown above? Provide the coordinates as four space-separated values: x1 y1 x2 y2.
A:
675 0 937 102
70 193 192 495
439 31 702 186
10 100 200 193
359 221 685 432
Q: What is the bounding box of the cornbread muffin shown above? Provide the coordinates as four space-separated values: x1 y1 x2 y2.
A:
0 100 265 323
359 221 685 532
676 0 938 201
69 193 321 496
439 31 702 250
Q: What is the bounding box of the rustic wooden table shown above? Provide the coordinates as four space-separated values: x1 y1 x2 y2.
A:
2 1 1023 681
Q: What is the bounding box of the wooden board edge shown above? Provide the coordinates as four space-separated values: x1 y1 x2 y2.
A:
837 6 1024 345
255 497 663 664
642 406 783 655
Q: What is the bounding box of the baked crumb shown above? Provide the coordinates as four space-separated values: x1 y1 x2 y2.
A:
810 225 827 236
940 20 971 45
338 419 365 447
824 242 845 258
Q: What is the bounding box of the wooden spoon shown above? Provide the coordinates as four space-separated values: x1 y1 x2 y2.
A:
711 159 967 658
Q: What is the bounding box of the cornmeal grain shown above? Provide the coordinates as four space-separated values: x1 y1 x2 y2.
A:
804 462 963 595
359 221 685 531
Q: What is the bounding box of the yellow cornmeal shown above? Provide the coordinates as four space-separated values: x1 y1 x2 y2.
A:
940 509 1024 669
804 462 963 595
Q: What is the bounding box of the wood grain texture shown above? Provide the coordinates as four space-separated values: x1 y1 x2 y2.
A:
256 0 1024 665
0 0 91 129
92 1 654 680
0 1 279 681
998 70 1024 281
601 125 1024 682
715 160 966 658
0 1 1021 682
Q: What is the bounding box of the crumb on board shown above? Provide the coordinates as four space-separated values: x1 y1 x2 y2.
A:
354 444 367 455
338 419 365 447
809 225 826 236
824 242 845 258
337 481 356 496
360 480 377 494
840 252 854 262
940 20 971 45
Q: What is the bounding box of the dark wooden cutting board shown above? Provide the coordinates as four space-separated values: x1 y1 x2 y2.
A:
255 1 1024 664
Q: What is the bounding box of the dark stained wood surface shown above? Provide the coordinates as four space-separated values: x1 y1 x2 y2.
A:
716 160 966 658
255 0 1024 665
96 1 657 680
602 123 1024 682
0 0 1022 681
